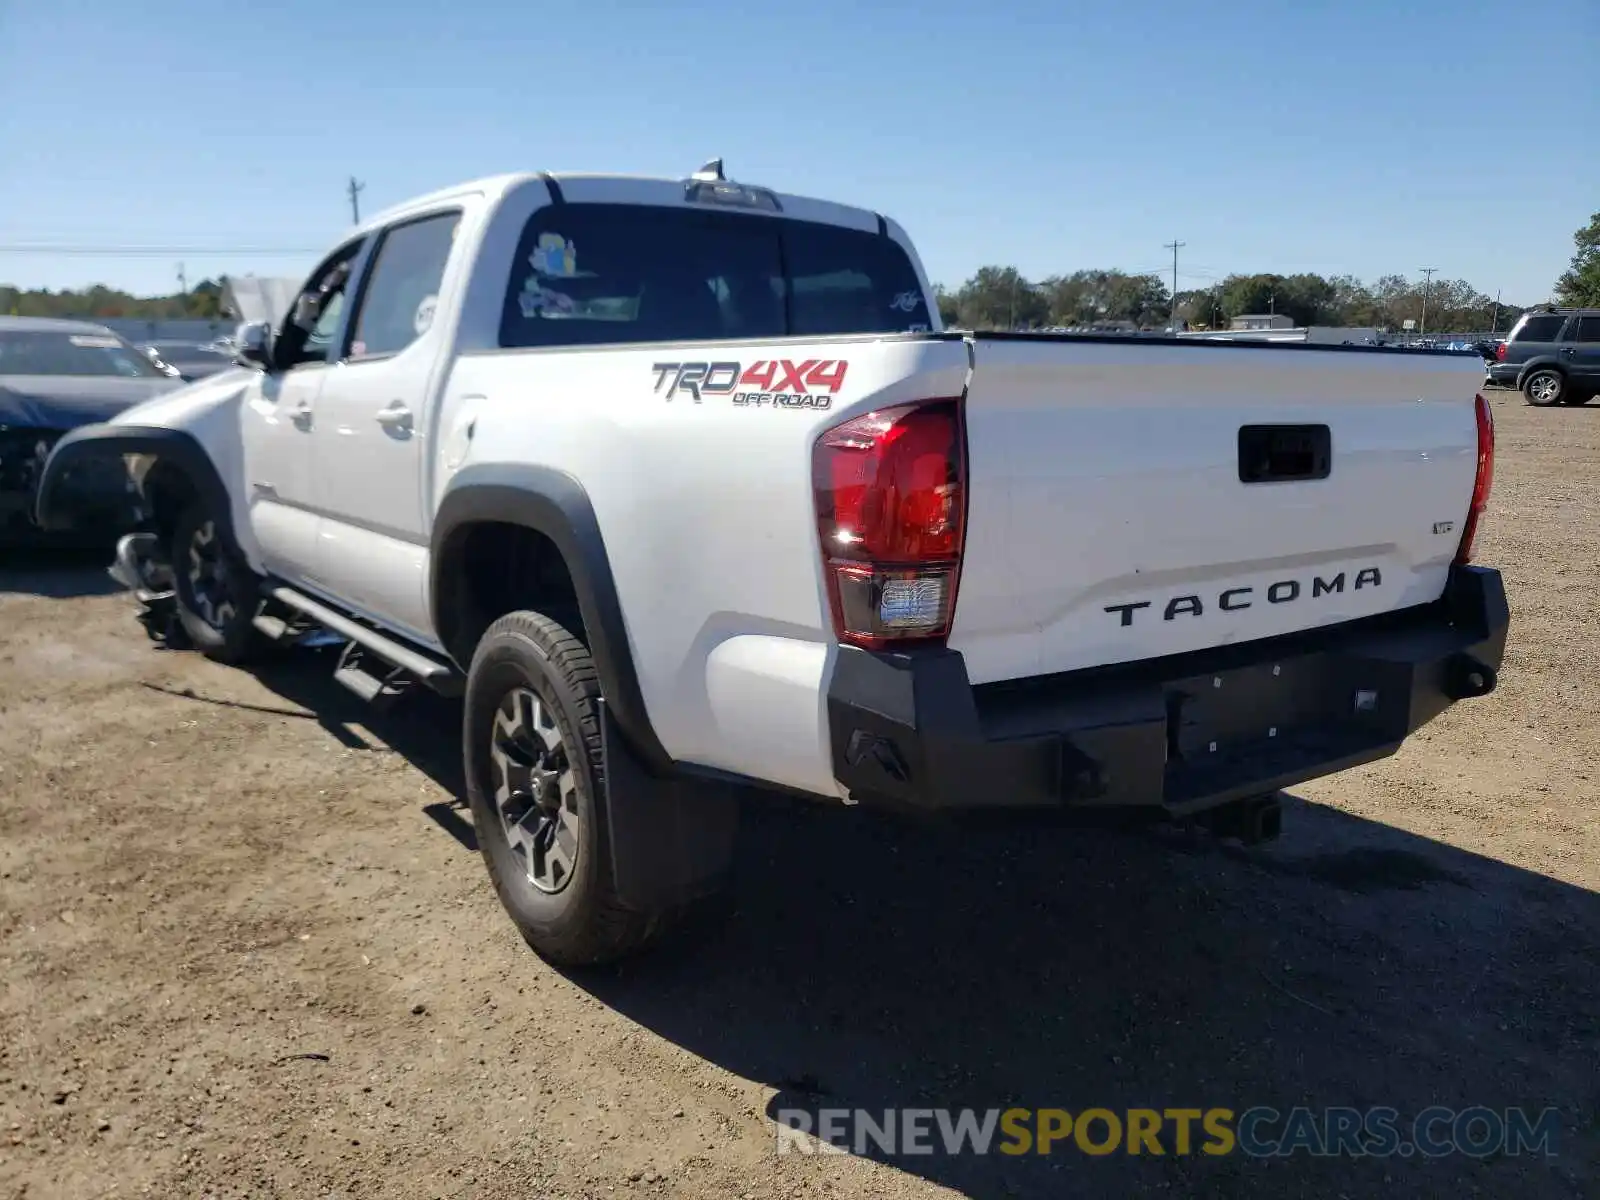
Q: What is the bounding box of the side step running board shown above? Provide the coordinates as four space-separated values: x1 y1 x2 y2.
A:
264 584 464 699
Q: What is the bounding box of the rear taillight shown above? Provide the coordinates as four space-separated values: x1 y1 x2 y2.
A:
1455 393 1495 565
812 400 966 649
1495 341 1507 362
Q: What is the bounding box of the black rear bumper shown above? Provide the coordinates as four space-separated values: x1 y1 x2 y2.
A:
826 566 1509 816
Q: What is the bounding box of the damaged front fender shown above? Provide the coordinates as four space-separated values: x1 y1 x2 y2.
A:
33 370 255 559
34 423 236 544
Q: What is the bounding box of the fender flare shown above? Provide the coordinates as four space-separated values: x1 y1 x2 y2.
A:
35 423 238 548
430 464 672 774
1515 357 1567 389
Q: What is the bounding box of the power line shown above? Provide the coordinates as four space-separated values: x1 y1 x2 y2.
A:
0 244 322 256
1163 240 1185 331
1419 267 1438 335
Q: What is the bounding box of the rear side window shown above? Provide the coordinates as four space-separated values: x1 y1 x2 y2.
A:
348 211 461 360
1511 314 1567 343
1573 315 1600 343
498 203 928 349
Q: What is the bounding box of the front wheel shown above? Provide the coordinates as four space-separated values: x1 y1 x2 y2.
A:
463 611 674 966
170 500 266 663
1522 368 1565 406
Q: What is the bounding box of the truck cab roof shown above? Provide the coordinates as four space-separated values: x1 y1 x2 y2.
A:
358 170 894 241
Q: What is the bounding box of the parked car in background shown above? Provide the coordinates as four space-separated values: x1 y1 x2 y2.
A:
1487 308 1600 406
0 317 189 541
140 340 237 381
136 344 187 379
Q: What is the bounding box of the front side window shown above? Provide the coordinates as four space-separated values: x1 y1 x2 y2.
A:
1572 315 1600 343
347 211 462 361
276 239 366 370
498 203 929 349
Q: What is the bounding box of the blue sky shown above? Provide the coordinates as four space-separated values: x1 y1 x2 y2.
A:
1 0 1594 303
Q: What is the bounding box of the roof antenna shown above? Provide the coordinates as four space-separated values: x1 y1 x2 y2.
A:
692 157 725 182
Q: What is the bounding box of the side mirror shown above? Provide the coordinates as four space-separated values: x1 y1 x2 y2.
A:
234 321 274 368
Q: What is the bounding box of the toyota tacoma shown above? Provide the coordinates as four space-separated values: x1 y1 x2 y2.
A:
35 161 1508 964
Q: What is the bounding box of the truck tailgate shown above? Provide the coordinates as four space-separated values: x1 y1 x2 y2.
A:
948 336 1486 685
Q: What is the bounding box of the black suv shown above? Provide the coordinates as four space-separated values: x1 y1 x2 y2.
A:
1487 307 1600 406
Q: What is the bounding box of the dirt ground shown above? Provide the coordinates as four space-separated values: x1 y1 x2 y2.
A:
1 388 1596 1200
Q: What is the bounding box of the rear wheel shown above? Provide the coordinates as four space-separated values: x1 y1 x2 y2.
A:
1522 368 1565 406
463 610 673 966
170 499 265 663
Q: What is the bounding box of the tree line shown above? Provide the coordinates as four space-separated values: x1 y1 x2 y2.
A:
936 211 1600 334
2 278 228 321
934 267 1525 335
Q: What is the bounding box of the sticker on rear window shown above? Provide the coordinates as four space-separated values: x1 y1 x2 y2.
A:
69 335 121 348
890 290 922 313
518 283 576 318
529 233 577 279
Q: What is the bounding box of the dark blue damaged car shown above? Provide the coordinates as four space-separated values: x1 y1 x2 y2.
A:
0 317 190 543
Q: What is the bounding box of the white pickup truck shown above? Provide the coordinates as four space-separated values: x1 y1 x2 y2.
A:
36 161 1508 965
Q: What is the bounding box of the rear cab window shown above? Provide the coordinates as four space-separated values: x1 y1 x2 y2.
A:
498 203 930 349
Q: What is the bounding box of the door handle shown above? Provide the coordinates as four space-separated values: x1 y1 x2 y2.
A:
376 403 413 433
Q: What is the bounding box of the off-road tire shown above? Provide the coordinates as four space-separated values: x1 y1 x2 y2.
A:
170 499 266 664
463 610 670 967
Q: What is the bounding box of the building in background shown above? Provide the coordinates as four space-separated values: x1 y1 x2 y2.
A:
1180 324 1382 346
223 276 300 327
1230 314 1296 331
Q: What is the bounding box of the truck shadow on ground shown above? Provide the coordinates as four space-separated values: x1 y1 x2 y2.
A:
0 546 124 598
247 656 1596 1200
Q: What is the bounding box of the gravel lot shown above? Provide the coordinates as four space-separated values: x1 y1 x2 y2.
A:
1 389 1596 1199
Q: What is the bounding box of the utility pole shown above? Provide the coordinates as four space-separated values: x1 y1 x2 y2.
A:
1490 288 1501 336
347 176 366 224
1164 240 1185 332
176 262 187 295
1419 267 1437 336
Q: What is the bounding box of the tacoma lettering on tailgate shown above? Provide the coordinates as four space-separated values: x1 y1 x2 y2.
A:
1104 567 1383 627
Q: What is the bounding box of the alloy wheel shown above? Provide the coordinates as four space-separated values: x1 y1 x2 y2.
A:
489 686 580 894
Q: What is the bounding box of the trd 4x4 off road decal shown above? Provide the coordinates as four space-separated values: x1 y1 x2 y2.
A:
650 359 849 410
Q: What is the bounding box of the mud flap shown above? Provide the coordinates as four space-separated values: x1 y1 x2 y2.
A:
598 698 740 913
